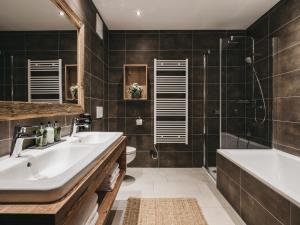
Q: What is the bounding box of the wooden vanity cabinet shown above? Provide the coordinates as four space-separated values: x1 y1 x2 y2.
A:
0 137 127 225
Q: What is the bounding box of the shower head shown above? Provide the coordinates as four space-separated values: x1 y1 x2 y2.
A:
245 57 253 64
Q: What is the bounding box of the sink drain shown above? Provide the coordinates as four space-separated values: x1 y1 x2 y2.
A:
27 162 32 167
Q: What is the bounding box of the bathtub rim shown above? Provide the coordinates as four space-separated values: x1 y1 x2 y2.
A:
217 148 300 208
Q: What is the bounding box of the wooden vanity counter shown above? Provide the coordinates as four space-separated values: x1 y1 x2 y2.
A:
0 136 127 225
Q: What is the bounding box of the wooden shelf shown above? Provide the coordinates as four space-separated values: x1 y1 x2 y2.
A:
64 64 78 101
96 170 126 225
123 64 148 100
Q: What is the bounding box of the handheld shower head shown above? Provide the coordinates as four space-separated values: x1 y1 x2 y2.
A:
245 57 252 64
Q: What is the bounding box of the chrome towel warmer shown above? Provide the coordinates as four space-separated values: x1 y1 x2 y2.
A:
154 59 188 144
28 59 62 103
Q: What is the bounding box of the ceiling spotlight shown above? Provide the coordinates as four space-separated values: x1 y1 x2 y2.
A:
136 10 142 16
59 11 65 16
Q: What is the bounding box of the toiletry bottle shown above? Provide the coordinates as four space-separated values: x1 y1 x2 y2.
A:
41 123 48 146
35 124 43 147
45 122 54 144
54 121 61 142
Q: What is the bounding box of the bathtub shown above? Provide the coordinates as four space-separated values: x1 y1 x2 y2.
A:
217 149 300 225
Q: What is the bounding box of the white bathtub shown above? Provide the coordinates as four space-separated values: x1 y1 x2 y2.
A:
218 149 300 208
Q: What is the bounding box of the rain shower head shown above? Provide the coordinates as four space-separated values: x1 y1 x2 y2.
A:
245 57 253 64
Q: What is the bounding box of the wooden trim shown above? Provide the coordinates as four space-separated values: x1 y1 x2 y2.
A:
0 101 83 120
50 0 82 28
0 0 85 120
0 137 127 225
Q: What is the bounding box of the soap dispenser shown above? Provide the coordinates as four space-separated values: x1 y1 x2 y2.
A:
45 122 54 144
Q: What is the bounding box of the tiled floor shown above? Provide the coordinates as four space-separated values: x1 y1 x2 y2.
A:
106 168 245 225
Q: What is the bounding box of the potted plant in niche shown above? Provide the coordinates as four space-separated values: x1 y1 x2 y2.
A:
128 83 143 99
70 84 78 99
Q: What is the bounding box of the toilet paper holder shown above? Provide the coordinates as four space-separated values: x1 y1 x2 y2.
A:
136 117 144 126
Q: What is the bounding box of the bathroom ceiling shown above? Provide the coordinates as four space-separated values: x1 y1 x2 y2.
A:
93 0 280 30
0 0 76 31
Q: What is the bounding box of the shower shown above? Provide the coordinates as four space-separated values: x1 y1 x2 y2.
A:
229 35 267 125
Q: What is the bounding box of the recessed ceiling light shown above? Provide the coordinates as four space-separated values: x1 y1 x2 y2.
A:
59 11 65 16
136 10 142 16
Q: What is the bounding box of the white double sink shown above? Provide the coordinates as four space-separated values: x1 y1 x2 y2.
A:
0 132 123 203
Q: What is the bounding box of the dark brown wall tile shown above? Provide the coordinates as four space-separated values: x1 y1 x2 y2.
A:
127 135 154 151
0 139 10 156
276 121 300 151
241 171 290 225
125 118 152 135
217 168 241 213
125 101 152 118
108 118 125 132
159 151 193 167
241 190 282 225
160 33 192 50
109 51 125 68
273 71 300 98
0 121 9 140
126 33 159 50
269 0 300 34
193 31 225 50
126 50 158 66
217 153 241 183
108 100 125 118
109 32 125 50
291 203 300 225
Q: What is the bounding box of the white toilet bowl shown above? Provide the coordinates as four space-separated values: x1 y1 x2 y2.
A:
126 146 136 164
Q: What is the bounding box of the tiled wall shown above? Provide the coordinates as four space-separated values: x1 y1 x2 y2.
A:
247 0 300 156
108 30 243 167
0 30 77 102
0 0 109 156
217 153 300 225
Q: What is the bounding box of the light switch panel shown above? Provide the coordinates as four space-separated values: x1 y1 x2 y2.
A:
96 106 103 119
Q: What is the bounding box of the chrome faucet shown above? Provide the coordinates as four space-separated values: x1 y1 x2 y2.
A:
10 126 39 158
70 114 92 137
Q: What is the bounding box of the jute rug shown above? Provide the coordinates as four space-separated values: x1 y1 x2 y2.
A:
122 198 208 225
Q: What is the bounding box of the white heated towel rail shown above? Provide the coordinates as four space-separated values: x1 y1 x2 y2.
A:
154 59 188 144
28 59 62 103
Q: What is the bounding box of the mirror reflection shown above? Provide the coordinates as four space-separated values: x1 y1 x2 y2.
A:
0 0 78 104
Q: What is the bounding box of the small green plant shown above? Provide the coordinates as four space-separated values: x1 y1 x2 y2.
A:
128 83 143 98
70 85 78 99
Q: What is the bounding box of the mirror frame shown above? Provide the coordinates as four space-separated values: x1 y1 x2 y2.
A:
0 0 85 120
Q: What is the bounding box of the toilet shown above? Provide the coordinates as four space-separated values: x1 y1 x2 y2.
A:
126 146 136 164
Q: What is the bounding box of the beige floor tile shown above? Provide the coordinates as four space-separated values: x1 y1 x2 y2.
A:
108 168 245 225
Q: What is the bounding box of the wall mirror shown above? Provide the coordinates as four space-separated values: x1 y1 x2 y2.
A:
0 0 84 119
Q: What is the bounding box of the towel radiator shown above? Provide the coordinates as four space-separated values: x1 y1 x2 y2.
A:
28 59 62 103
154 59 188 144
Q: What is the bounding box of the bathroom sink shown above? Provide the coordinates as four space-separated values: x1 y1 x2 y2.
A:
71 132 123 145
0 132 123 203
